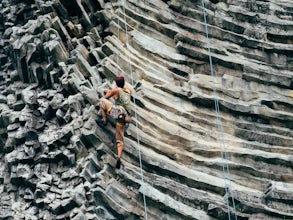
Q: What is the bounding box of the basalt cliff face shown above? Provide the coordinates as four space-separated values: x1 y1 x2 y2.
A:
0 0 293 219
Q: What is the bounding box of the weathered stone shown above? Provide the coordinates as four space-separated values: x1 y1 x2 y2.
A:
24 188 34 201
71 212 86 220
44 38 69 64
2 27 13 39
21 86 37 107
7 123 20 132
11 164 33 185
13 100 25 111
0 94 7 104
6 148 26 165
140 183 216 220
61 169 78 181
1 0 293 219
50 93 64 109
25 116 46 131
6 94 16 108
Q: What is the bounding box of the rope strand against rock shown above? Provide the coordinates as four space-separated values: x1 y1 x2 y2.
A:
200 1 238 219
116 0 121 76
119 0 148 219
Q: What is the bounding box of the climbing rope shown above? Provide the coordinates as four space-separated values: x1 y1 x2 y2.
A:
116 0 121 76
117 0 148 219
200 1 238 219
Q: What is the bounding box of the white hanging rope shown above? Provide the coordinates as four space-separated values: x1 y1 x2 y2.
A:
200 1 238 219
116 0 121 76
117 0 148 219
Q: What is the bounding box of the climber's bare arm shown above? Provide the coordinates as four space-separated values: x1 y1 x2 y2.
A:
104 88 119 99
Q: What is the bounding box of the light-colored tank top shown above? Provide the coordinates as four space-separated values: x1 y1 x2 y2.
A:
115 88 131 113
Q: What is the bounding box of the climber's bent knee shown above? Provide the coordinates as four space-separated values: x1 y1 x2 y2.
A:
100 98 113 112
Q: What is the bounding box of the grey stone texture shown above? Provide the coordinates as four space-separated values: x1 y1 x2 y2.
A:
0 0 293 219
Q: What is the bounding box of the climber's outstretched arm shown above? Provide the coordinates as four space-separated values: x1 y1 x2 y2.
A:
104 88 119 99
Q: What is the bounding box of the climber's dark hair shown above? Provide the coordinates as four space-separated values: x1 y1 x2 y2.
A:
115 75 125 88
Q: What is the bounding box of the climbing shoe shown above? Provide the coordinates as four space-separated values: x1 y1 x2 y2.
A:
115 158 121 169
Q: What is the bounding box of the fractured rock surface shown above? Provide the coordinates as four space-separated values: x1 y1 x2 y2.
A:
0 0 292 219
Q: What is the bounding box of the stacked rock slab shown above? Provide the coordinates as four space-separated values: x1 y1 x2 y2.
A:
0 0 292 219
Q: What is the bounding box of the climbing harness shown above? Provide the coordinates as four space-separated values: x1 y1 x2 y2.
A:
200 1 238 219
117 0 149 219
108 104 126 120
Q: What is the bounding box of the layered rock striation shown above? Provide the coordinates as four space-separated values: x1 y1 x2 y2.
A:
0 0 292 219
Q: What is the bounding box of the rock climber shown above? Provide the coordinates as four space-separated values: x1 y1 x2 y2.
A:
97 75 132 169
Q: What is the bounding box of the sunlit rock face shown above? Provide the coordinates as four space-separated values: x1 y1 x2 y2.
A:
0 0 292 219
